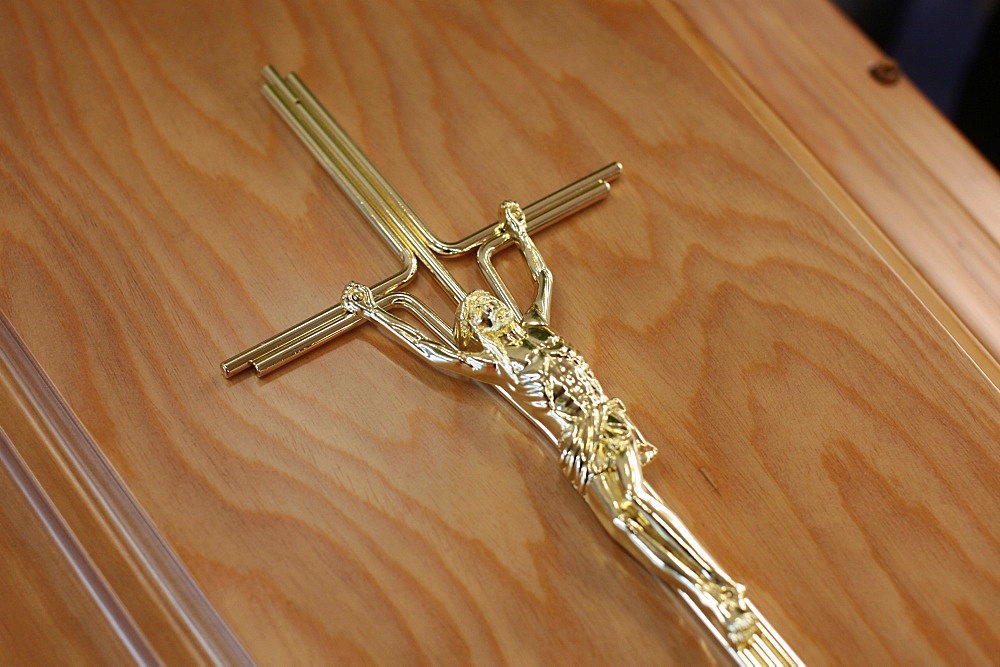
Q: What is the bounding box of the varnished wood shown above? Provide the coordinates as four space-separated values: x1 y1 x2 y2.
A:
668 0 1000 366
0 313 250 664
0 0 997 664
0 432 138 665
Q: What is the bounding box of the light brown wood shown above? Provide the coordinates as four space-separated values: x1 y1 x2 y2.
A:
667 0 1000 367
1 0 997 664
0 313 248 664
0 432 136 665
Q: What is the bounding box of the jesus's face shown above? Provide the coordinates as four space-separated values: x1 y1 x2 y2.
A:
472 296 514 334
457 291 520 350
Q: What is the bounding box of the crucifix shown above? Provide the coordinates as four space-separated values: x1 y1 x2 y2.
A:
223 65 803 667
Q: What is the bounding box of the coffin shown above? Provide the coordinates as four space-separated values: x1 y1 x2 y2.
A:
2 0 998 663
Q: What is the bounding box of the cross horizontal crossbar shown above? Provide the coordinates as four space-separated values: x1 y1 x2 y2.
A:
221 67 621 377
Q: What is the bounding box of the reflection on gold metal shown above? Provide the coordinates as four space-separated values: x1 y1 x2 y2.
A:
223 66 803 667
340 203 801 667
220 65 620 377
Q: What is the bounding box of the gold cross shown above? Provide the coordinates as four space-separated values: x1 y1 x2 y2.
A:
221 66 802 667
222 65 620 378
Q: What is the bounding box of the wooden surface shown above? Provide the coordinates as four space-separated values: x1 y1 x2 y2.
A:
0 313 248 663
1 0 998 664
668 0 1000 376
0 431 137 665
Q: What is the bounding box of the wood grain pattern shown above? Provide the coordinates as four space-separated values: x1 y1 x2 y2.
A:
0 0 997 664
667 0 1000 367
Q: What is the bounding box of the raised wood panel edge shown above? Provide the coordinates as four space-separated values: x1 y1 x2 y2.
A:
0 426 147 663
0 313 250 665
769 0 1000 245
655 0 1000 389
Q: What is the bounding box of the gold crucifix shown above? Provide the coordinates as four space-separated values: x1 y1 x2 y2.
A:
223 65 803 667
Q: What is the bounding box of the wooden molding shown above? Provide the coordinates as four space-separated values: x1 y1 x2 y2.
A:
0 314 249 664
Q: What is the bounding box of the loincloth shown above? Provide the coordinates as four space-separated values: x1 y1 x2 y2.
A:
558 397 658 491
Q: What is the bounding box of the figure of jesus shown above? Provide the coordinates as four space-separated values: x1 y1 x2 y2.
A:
341 201 775 659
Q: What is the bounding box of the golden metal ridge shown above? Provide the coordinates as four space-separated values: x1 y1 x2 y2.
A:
223 65 804 667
